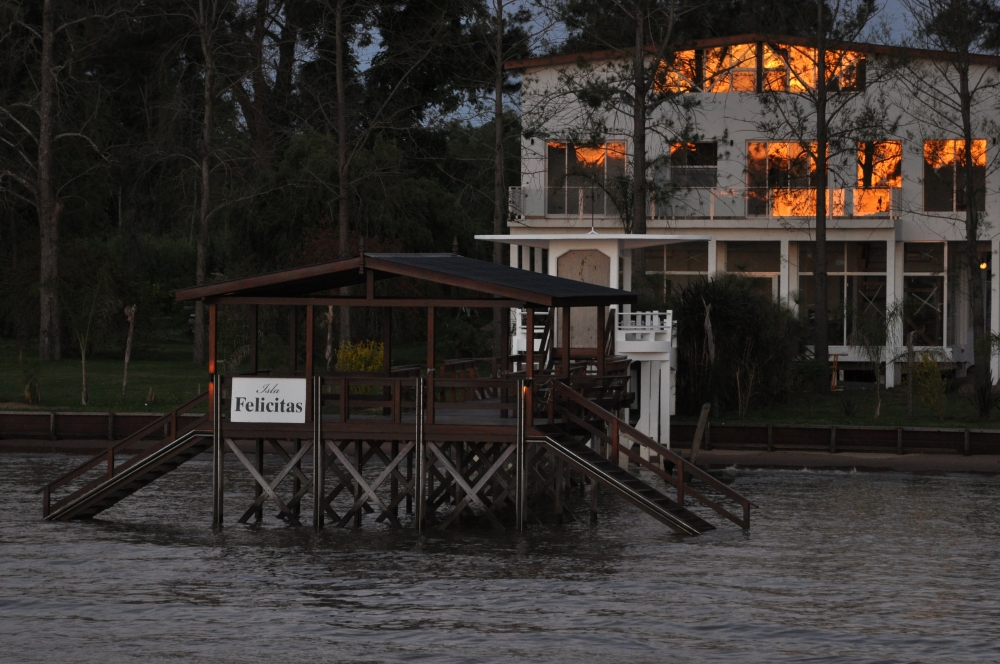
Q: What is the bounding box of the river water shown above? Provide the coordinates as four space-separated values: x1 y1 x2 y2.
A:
1 453 998 663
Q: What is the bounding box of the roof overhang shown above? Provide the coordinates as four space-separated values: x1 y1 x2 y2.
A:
475 233 711 250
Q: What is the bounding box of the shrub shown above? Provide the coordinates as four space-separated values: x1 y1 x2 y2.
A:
336 340 384 373
671 274 805 417
913 353 946 419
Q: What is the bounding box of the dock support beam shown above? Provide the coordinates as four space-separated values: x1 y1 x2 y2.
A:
313 376 324 529
212 373 223 525
516 378 526 532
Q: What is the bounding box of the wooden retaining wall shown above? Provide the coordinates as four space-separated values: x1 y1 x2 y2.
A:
669 423 1000 456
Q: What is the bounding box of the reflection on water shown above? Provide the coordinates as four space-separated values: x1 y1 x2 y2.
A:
2 453 999 662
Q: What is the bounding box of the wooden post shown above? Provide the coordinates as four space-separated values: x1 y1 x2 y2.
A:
255 438 264 523
525 309 535 426
830 426 837 453
354 440 363 528
288 307 297 373
964 429 971 456
427 307 435 371
391 440 399 518
767 423 773 452
596 305 606 376
516 379 526 532
208 302 217 376
305 305 314 376
689 403 711 466
313 376 324 529
212 374 223 525
554 457 563 523
383 308 392 373
676 458 685 506
305 305 314 420
589 480 598 523
561 306 571 378
293 439 301 517
897 428 903 455
249 305 258 374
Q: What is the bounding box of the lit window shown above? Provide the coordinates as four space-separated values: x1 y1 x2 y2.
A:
547 141 627 216
654 50 698 93
747 141 818 216
855 141 902 216
923 139 986 212
762 44 865 93
705 44 756 92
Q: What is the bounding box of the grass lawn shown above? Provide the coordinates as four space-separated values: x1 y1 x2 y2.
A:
1 342 208 413
678 382 1000 429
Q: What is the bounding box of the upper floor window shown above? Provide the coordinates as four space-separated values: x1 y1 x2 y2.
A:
668 141 718 187
655 50 698 93
704 44 757 92
747 141 817 216
546 141 626 215
924 139 986 212
855 140 901 216
656 42 865 94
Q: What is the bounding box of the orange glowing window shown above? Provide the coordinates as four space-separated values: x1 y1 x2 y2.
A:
705 43 756 92
924 139 987 212
747 141 819 216
654 50 698 93
858 141 902 189
547 141 628 216
762 44 865 93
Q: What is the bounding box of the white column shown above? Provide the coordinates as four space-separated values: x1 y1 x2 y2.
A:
708 239 718 276
885 239 903 388
787 241 800 315
534 247 545 274
622 248 632 313
609 249 620 289
780 238 791 306
510 244 519 269
521 245 531 271
992 238 1000 382
660 356 671 449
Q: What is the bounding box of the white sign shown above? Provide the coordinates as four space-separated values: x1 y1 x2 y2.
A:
230 377 307 423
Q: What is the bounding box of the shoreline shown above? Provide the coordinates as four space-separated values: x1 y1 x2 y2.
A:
682 449 1000 475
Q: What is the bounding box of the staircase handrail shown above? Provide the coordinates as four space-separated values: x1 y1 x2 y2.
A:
550 380 757 526
41 392 209 511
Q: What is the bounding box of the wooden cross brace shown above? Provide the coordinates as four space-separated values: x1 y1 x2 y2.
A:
227 438 312 525
427 442 514 530
322 441 375 522
329 441 413 528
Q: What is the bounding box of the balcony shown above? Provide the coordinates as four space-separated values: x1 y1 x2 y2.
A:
511 308 675 358
508 186 901 222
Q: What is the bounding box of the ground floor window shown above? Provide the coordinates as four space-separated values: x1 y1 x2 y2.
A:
643 241 708 302
727 241 780 298
798 241 887 345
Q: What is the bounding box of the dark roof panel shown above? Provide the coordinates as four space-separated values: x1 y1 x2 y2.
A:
175 253 636 307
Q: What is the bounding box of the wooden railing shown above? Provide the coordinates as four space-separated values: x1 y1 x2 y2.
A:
549 380 756 529
315 375 517 427
42 392 210 517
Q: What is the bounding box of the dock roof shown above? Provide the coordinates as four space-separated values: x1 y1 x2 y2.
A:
174 252 637 308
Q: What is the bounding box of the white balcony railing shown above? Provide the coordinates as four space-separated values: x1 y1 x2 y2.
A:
510 308 675 357
508 186 902 221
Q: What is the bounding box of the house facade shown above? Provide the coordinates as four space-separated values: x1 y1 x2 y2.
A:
503 34 1000 387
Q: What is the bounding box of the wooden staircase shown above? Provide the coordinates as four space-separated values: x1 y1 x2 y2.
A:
537 380 755 534
43 393 211 521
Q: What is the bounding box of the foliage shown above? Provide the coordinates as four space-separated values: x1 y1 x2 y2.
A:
18 351 41 404
847 301 903 419
671 274 806 417
336 340 384 374
913 352 947 419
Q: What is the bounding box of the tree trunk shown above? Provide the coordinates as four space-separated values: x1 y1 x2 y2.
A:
959 65 987 387
121 305 136 406
631 5 646 234
336 0 351 343
38 0 62 360
813 1 830 390
493 0 506 360
80 343 88 406
194 0 215 365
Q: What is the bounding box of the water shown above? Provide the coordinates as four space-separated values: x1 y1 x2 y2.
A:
2 454 999 663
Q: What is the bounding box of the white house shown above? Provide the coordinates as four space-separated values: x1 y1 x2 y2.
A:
494 33 1000 397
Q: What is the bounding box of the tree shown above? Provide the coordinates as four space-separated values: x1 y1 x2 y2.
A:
848 300 902 418
753 0 897 388
900 0 1000 402
0 1 117 360
540 0 702 254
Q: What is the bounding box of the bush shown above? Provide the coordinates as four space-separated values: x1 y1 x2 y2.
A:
913 353 946 419
671 274 805 417
336 340 384 373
